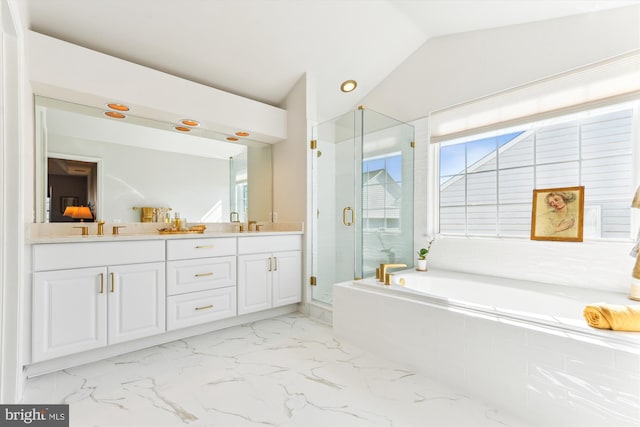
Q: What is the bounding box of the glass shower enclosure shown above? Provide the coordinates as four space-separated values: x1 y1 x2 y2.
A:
311 108 414 304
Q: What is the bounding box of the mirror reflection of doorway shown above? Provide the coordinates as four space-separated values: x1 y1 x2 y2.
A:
47 157 98 222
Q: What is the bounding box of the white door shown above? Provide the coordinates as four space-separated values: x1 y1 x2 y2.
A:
237 253 271 315
272 251 302 307
107 262 165 344
32 267 107 362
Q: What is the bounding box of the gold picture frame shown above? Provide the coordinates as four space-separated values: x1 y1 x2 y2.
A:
531 186 584 242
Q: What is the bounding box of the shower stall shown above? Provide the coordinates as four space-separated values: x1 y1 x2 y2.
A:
311 108 414 304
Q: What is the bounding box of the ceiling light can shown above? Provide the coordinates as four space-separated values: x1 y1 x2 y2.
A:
180 119 200 127
106 103 130 112
105 111 126 119
340 79 357 92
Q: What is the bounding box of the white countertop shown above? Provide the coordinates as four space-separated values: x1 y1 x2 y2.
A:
28 230 303 244
27 222 304 244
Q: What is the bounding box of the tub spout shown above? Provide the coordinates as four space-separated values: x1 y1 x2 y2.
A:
379 263 407 284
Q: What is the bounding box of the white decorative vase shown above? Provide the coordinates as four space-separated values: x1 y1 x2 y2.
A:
417 258 427 271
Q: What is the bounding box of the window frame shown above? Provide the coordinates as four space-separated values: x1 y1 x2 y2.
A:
432 100 640 242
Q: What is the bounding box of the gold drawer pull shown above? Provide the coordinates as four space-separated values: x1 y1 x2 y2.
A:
195 272 214 277
195 304 214 311
99 273 104 294
195 245 213 249
110 272 115 292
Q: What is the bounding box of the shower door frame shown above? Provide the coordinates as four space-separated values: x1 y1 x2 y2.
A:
311 108 414 305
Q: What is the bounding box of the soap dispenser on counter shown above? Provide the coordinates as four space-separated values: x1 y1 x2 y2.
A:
173 212 181 230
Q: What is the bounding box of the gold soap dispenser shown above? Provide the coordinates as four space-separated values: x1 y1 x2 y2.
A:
173 212 180 230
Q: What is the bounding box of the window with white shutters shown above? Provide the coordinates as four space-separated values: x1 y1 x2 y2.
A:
439 103 637 239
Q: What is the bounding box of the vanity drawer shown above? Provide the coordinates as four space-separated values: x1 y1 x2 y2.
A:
167 256 236 296
33 241 165 271
237 235 301 254
166 288 236 331
167 238 236 260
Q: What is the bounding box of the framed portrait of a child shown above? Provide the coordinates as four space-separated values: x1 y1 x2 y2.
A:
531 186 584 242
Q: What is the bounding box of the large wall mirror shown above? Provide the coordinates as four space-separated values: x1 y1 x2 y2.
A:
35 96 272 224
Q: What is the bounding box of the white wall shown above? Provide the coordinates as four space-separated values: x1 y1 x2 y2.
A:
247 144 273 222
273 74 309 223
0 0 26 404
363 6 640 294
273 73 315 307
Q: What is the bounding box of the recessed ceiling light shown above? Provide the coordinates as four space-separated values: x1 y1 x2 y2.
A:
226 137 239 141
106 103 130 112
235 131 250 137
104 111 126 119
174 126 191 132
180 119 200 127
340 80 357 92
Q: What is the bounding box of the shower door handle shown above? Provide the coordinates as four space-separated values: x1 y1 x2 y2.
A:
343 207 354 226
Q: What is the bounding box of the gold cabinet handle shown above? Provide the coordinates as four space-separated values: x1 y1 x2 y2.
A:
195 304 213 311
343 207 354 226
195 245 213 249
110 272 115 292
268 257 273 272
195 272 214 277
99 273 104 294
274 256 278 271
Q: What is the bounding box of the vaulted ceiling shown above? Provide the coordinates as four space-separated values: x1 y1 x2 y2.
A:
24 0 639 122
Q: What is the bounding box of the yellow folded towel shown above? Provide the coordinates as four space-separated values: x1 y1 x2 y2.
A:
583 303 640 332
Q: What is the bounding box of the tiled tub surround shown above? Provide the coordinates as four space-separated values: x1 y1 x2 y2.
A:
334 269 640 427
22 314 529 427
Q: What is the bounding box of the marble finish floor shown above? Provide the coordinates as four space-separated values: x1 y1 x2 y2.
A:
22 313 529 426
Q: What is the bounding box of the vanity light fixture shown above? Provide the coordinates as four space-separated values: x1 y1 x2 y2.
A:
226 137 239 141
106 103 130 112
104 111 126 119
180 119 200 127
174 126 191 132
235 131 250 137
340 79 357 93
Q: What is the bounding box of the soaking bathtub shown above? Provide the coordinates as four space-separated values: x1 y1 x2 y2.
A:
333 268 640 427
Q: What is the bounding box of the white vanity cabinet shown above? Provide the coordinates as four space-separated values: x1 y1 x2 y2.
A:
32 241 166 363
237 235 302 315
29 232 303 371
166 238 237 330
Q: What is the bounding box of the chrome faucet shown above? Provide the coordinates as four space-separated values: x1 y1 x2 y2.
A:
378 263 407 285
